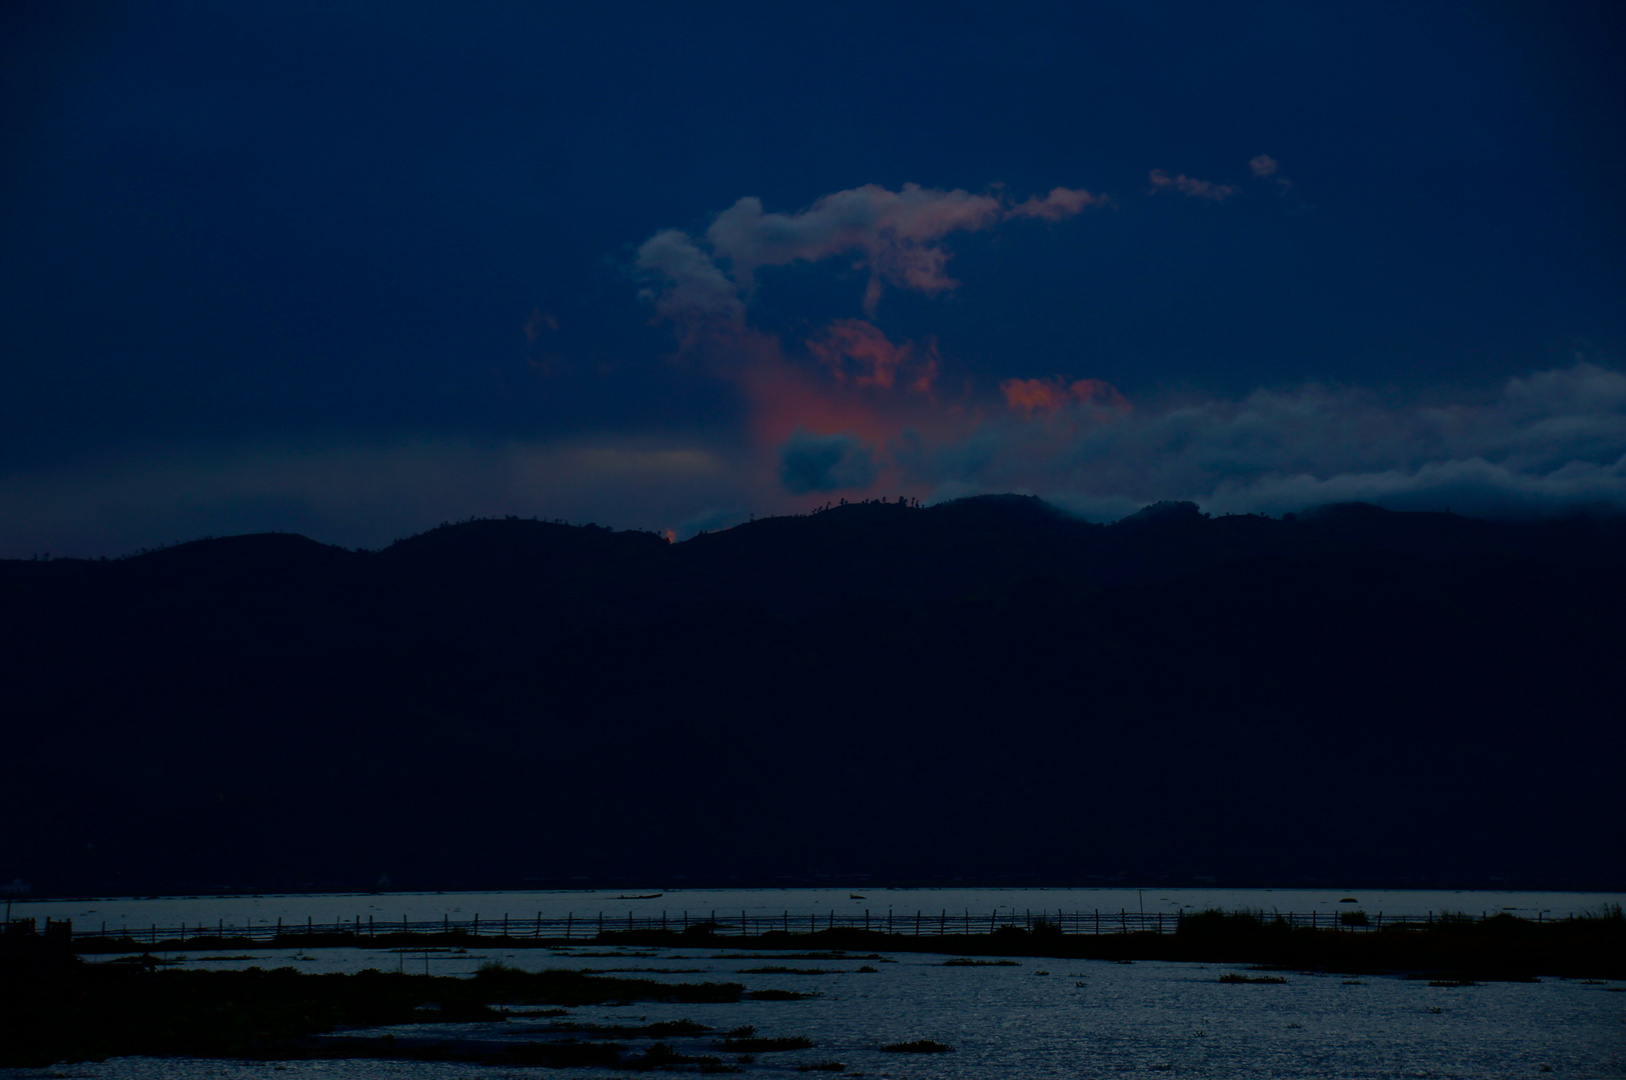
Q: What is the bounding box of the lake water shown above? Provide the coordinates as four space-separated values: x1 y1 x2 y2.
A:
17 886 1625 935
3 943 1621 1079
6 888 1622 1078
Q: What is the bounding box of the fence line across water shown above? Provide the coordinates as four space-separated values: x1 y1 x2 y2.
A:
43 906 1526 947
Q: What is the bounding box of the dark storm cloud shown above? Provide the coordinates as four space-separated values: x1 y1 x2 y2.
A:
778 430 879 494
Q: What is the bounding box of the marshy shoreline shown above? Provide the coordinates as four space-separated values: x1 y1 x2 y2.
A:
4 909 1621 1069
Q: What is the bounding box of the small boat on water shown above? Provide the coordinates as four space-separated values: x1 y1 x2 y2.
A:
617 893 663 900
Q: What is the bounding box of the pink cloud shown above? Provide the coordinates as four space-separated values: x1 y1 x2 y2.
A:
634 228 745 330
1249 153 1295 193
705 183 1005 316
1006 186 1110 221
638 181 1107 325
1148 169 1238 201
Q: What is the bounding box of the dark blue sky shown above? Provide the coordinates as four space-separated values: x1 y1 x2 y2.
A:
4 1 1623 555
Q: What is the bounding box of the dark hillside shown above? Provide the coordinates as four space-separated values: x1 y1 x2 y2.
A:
2 500 1622 895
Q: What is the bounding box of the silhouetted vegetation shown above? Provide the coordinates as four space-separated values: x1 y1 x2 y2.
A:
0 960 802 1067
4 907 1620 1067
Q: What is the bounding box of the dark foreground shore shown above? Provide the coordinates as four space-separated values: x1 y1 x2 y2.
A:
4 912 1621 1068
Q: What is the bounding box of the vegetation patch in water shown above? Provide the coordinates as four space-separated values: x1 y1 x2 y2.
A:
0 962 763 1067
882 1039 954 1053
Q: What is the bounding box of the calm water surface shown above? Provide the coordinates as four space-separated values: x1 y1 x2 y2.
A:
9 889 1621 1078
5 944 1621 1079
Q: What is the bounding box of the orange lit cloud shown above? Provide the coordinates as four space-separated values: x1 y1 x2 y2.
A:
630 182 1145 510
805 319 940 394
1149 169 1238 201
735 336 962 453
1001 376 1130 416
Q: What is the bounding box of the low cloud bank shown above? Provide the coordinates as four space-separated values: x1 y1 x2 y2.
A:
906 361 1626 520
6 361 1621 558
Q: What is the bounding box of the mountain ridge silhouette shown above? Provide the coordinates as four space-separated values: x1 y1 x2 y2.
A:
4 496 1622 895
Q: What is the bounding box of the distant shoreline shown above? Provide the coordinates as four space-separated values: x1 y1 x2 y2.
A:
52 908 1626 981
